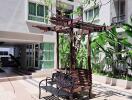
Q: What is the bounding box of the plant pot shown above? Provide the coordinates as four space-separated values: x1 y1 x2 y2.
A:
126 81 132 89
93 74 111 84
116 79 127 89
110 78 117 86
105 76 111 84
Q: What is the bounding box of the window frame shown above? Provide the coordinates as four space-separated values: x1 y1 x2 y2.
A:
28 1 49 23
0 51 8 56
85 6 99 21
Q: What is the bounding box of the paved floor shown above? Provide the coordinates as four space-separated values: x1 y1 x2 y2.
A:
0 77 132 100
0 67 20 78
92 82 132 100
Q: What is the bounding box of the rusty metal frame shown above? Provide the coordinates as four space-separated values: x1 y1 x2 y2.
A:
33 16 110 98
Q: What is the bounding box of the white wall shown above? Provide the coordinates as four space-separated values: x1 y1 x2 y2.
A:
0 0 46 33
100 0 111 25
110 0 132 25
126 0 132 24
0 0 80 69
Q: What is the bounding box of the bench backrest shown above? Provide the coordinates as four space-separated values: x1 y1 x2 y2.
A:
52 71 74 88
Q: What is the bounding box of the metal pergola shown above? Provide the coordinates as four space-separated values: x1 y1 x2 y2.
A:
34 16 110 98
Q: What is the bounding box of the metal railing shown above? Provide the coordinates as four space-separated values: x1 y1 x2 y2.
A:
68 0 74 2
112 15 126 26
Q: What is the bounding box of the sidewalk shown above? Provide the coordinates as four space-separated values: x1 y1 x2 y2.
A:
91 81 132 100
0 77 132 100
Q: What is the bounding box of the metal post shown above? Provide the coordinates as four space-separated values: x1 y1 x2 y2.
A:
57 32 59 69
70 28 75 70
87 31 92 98
70 31 73 70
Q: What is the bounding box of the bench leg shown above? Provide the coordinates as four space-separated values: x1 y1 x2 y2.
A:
89 87 92 99
69 95 73 100
39 87 41 99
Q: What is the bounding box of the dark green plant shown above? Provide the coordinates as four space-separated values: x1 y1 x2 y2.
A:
91 32 106 72
59 34 70 68
91 26 132 78
76 45 88 69
76 35 88 69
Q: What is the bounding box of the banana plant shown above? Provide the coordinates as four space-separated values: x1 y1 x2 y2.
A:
91 26 132 77
76 44 88 69
123 23 132 72
76 35 88 69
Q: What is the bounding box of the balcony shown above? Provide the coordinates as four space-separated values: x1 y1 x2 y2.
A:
112 15 126 26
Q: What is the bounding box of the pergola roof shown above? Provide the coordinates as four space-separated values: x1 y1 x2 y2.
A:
34 16 108 33
33 16 112 98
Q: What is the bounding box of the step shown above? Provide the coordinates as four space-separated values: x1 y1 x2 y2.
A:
0 73 45 82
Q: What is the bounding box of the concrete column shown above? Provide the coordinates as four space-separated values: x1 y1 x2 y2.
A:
19 44 27 69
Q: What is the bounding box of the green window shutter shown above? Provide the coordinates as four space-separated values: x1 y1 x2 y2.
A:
37 4 44 17
29 2 36 15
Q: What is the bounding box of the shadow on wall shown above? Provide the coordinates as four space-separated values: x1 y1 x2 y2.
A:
26 22 44 34
26 22 55 36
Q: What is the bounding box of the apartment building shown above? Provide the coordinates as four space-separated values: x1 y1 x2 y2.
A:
1 0 130 71
0 0 80 70
83 0 111 25
83 0 132 42
84 0 132 26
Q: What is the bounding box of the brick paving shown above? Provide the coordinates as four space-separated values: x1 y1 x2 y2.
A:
0 77 132 100
91 81 132 100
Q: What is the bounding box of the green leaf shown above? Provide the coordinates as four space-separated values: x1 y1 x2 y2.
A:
126 30 132 37
123 23 132 30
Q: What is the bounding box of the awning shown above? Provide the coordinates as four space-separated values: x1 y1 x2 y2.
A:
0 31 43 43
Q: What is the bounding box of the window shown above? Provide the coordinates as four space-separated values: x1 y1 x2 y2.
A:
28 2 49 23
88 9 93 21
0 51 8 55
39 43 54 68
86 6 99 21
94 6 99 18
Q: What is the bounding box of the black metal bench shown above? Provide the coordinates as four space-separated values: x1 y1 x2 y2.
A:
39 71 76 99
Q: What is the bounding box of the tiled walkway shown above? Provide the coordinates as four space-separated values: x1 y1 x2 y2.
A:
92 82 132 100
0 77 132 100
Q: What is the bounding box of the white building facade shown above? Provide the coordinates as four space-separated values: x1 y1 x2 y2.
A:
83 0 132 46
83 0 132 26
0 0 80 69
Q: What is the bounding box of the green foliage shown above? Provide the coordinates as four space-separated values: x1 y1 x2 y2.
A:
126 75 132 81
123 23 132 38
59 34 70 68
77 46 88 69
92 63 102 73
39 0 52 6
76 35 88 69
38 0 98 20
92 26 132 78
79 0 97 7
